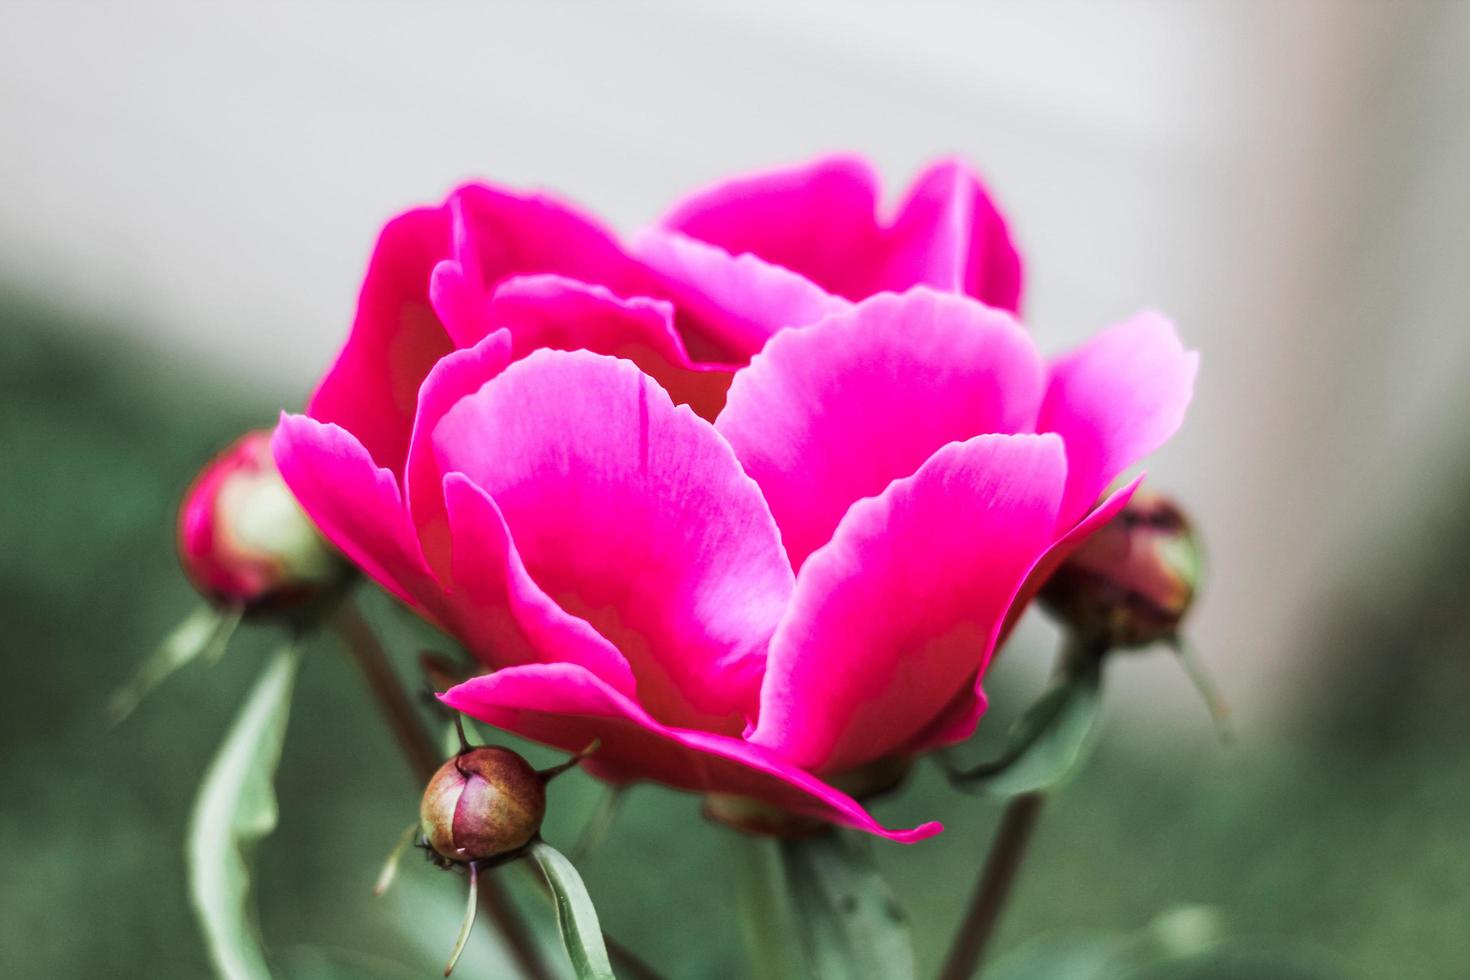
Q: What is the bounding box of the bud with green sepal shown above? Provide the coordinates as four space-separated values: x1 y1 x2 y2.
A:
1040 489 1227 736
178 429 352 620
376 731 605 977
112 428 354 723
420 746 548 867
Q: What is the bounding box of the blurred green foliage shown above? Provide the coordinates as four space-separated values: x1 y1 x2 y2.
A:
3 297 1467 979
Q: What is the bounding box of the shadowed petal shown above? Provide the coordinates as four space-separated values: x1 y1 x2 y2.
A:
440 475 637 690
431 351 793 732
428 183 654 348
632 230 851 360
750 433 1068 774
716 289 1046 569
485 275 735 420
441 664 942 843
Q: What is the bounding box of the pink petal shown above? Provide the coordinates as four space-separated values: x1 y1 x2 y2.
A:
903 476 1143 755
270 414 440 618
439 474 637 691
999 475 1144 646
431 350 793 733
749 433 1068 774
660 154 883 300
486 274 736 421
428 184 655 347
441 663 941 843
877 157 1023 312
1040 312 1198 525
402 330 516 581
307 208 455 475
716 289 1046 570
632 229 852 360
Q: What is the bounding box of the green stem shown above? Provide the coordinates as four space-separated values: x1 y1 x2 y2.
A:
936 792 1045 980
938 631 1101 979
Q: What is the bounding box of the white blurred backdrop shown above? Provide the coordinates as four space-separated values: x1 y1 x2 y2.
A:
3 1 1467 730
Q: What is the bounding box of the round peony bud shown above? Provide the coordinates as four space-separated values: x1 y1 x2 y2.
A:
1040 489 1200 649
420 747 547 863
177 430 349 615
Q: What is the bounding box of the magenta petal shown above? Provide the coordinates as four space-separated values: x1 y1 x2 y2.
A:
632 229 852 360
1000 475 1144 645
879 158 1024 311
431 350 794 732
717 289 1046 569
484 274 736 421
307 208 455 476
439 475 637 690
426 180 657 350
270 413 440 617
402 330 516 581
441 664 941 843
1040 312 1199 525
750 433 1068 774
661 154 883 300
907 477 1144 755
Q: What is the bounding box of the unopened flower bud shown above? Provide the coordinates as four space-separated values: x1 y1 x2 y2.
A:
420 747 546 863
1040 489 1200 649
177 430 349 615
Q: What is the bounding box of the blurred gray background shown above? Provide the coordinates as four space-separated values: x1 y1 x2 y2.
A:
3 3 1468 978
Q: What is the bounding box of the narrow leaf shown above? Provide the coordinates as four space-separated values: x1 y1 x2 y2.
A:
188 642 302 980
443 862 479 977
373 822 420 898
108 604 242 724
529 840 615 980
946 665 1104 798
1170 638 1232 742
780 831 916 980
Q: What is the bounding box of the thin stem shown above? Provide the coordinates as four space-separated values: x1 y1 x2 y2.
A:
332 598 552 980
444 861 480 976
333 598 442 782
938 631 1097 980
937 792 1045 980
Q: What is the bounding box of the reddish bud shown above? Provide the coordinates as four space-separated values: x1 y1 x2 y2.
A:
420 747 547 863
1041 489 1200 649
177 430 348 615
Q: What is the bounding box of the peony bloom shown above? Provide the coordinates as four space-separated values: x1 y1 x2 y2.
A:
274 156 1196 842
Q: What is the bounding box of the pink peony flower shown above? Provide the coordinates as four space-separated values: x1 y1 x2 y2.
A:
273 155 1196 842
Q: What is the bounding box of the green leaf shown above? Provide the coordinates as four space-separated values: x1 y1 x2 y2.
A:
107 604 242 724
779 831 916 980
529 840 615 980
188 642 302 980
946 664 1104 798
